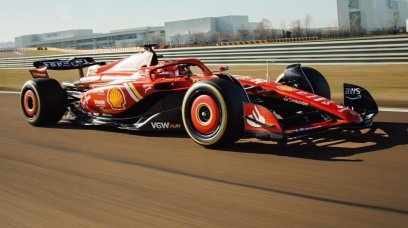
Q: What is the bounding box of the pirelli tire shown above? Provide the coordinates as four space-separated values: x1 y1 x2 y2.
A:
182 79 248 148
302 67 331 99
20 78 67 126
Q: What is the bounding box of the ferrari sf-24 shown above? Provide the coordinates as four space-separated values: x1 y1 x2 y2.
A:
20 44 378 147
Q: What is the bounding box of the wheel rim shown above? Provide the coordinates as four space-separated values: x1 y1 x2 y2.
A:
190 95 220 135
23 90 38 117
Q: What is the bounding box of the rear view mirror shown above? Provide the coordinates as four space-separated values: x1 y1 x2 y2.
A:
219 66 229 73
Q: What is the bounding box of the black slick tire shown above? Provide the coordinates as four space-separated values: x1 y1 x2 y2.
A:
20 78 67 126
182 79 248 148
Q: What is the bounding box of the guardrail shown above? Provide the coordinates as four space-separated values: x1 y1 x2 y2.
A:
1 37 407 69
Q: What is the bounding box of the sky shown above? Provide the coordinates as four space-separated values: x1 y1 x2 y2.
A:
0 0 338 43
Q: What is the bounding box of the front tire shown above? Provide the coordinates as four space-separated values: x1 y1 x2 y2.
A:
276 66 331 99
20 78 67 126
182 79 248 148
302 67 331 99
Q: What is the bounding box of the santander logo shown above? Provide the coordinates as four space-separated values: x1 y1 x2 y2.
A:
247 106 266 128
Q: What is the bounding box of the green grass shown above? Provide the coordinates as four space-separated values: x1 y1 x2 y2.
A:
1 64 408 107
18 50 67 56
0 50 69 59
0 69 78 91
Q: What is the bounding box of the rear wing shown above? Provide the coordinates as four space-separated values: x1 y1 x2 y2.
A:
29 57 106 78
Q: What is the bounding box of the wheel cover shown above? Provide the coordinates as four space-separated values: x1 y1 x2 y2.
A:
23 90 38 117
190 95 220 135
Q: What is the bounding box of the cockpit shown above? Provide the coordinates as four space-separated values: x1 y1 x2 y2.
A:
84 44 212 84
103 51 154 74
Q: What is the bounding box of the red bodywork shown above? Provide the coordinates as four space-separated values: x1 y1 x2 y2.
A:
29 49 372 141
75 55 217 115
238 78 362 136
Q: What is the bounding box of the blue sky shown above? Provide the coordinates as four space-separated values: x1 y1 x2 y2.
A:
0 0 337 42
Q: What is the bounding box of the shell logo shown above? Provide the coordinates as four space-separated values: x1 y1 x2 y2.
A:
108 88 126 110
277 85 297 92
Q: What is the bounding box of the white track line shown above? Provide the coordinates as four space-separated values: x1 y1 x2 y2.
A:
1 91 407 113
379 107 408 113
0 91 19 94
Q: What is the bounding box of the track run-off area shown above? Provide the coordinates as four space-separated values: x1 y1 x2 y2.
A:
0 92 407 227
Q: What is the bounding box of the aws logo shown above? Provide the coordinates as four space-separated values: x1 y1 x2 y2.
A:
345 87 362 100
107 87 126 110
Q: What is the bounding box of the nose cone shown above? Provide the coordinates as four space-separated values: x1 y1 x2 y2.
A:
343 109 363 124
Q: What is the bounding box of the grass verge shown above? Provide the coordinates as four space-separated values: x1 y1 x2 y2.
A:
0 50 68 59
18 50 67 56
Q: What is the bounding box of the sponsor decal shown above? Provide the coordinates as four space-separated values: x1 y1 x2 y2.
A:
296 91 308 95
80 94 91 108
345 87 362 100
283 97 309 106
41 59 91 68
86 65 99 76
277 85 297 92
247 106 266 128
151 122 182 129
43 61 71 68
250 78 268 84
107 88 126 110
94 100 106 107
95 88 105 95
336 105 349 113
295 90 350 113
234 75 253 81
292 125 322 133
31 72 48 77
29 69 49 78
143 85 153 93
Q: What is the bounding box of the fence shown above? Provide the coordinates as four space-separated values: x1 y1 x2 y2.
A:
0 37 407 69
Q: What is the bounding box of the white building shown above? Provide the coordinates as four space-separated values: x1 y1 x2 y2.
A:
165 15 252 45
15 30 93 48
15 15 255 48
337 0 408 32
15 27 165 49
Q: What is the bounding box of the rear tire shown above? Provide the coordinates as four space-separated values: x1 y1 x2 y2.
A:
182 79 248 148
20 78 67 126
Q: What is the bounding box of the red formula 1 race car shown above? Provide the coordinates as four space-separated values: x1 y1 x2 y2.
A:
20 44 378 147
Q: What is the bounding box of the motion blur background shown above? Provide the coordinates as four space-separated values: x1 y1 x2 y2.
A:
0 1 408 227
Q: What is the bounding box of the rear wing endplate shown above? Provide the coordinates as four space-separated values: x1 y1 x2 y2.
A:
33 57 101 70
30 57 106 79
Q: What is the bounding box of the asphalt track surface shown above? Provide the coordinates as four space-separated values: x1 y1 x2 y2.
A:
0 93 407 227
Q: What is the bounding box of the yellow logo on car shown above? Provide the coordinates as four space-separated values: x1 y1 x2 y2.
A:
277 85 297 92
108 88 125 110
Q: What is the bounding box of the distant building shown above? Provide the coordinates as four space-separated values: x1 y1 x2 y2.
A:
165 15 253 45
337 0 408 33
15 27 165 49
249 22 262 31
0 41 15 49
13 15 278 49
15 30 93 48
